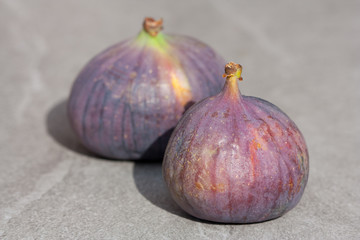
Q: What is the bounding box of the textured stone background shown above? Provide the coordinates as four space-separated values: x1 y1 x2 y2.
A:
0 0 359 239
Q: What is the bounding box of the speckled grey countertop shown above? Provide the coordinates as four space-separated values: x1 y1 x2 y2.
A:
0 0 359 239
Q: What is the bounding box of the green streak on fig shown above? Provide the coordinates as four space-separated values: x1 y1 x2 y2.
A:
135 18 169 52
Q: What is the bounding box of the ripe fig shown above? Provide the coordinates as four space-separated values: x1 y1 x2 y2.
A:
163 62 309 223
68 17 225 160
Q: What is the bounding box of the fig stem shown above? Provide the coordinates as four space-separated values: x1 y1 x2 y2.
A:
143 17 163 37
222 62 243 100
223 62 243 81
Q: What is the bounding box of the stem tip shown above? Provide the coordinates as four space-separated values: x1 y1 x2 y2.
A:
143 17 163 37
224 62 243 81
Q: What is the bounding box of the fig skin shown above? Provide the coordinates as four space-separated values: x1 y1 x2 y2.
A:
163 63 309 223
67 18 225 160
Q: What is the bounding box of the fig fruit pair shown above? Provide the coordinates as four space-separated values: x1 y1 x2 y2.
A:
68 18 309 223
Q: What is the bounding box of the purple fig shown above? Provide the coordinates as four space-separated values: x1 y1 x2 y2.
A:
163 62 309 223
68 18 225 160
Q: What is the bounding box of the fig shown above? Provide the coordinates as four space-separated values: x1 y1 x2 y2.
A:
68 17 225 160
163 62 309 223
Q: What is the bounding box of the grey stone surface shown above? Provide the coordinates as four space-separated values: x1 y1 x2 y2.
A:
0 0 359 239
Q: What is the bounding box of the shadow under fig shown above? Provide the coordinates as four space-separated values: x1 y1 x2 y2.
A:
139 128 173 161
133 162 194 220
46 99 95 158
